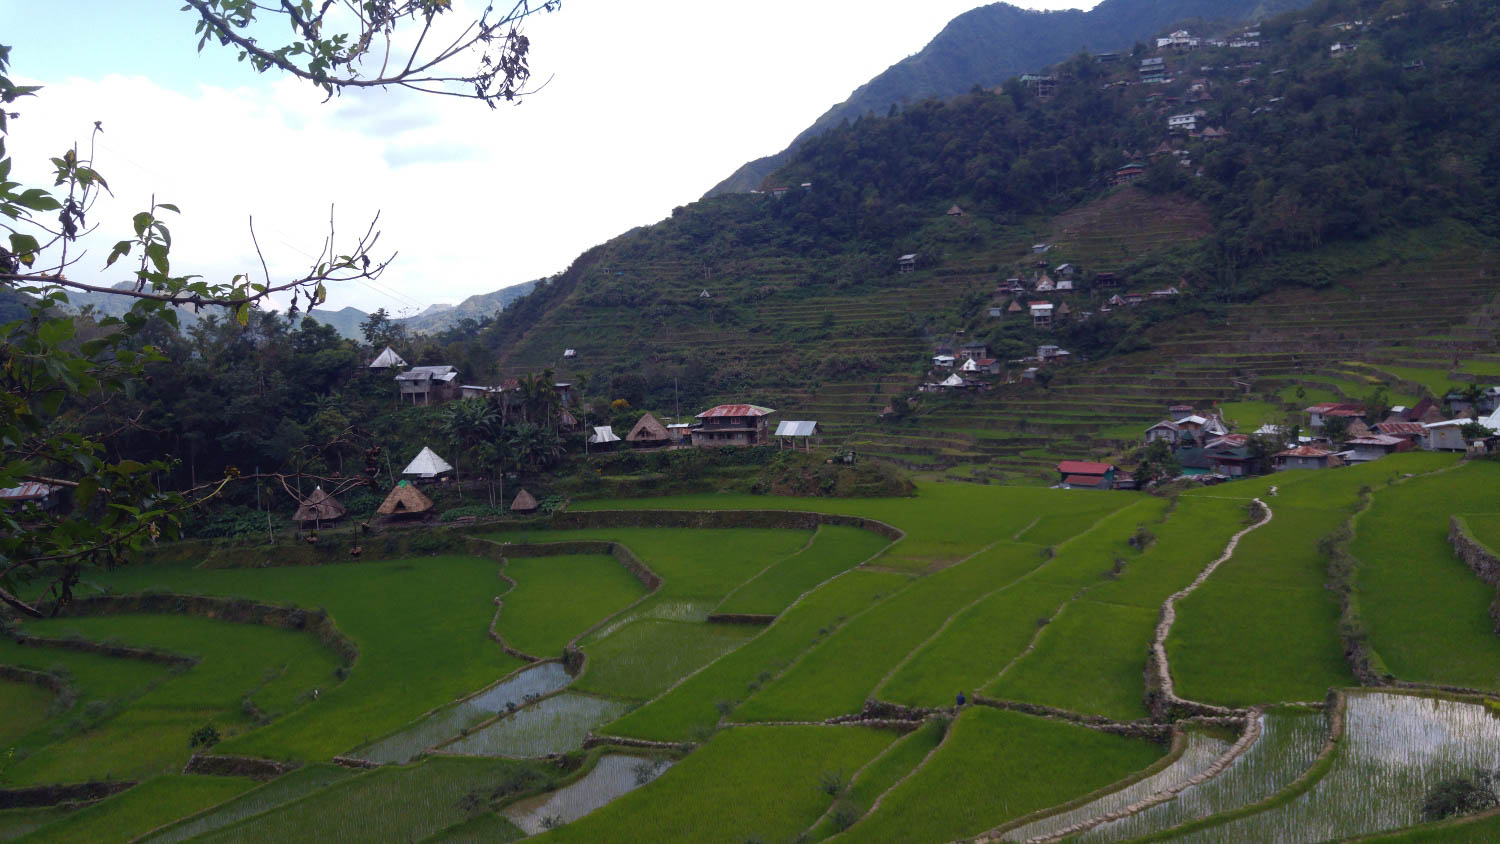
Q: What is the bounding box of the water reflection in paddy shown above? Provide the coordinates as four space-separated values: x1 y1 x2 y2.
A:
441 693 631 758
351 662 573 764
503 754 672 834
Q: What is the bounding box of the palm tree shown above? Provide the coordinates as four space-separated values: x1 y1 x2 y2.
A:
441 398 500 498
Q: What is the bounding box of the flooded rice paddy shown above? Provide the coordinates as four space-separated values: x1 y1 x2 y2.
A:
585 600 713 642
1170 692 1500 842
1002 729 1233 841
1080 708 1327 842
351 662 573 763
439 693 632 758
503 754 673 834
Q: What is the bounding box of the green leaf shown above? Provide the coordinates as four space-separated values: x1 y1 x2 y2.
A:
132 211 153 236
105 240 133 268
236 303 251 326
156 203 179 213
15 188 61 212
145 242 169 275
76 476 98 508
38 318 75 347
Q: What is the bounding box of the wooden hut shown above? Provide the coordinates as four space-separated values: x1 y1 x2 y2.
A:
377 481 434 519
510 488 539 514
293 486 346 528
626 412 671 447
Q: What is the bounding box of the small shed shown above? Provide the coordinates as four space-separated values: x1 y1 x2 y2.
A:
590 426 622 446
563 348 576 358
897 254 917 273
368 346 407 369
627 412 671 446
946 204 965 217
510 488 539 513
293 486 346 527
775 420 819 450
377 481 434 517
403 446 454 479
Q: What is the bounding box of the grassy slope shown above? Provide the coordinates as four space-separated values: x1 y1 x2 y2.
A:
568 483 1137 572
602 570 911 742
75 555 525 761
496 554 646 657
19 775 257 844
714 525 891 616
1466 513 1500 555
4 614 343 784
573 619 759 700
1353 460 1500 690
836 707 1163 843
533 726 895 844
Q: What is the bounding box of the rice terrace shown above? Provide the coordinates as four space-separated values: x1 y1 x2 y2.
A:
9 0 1500 841
2 452 1499 842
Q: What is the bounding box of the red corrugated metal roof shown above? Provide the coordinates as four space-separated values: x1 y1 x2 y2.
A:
1064 474 1106 486
1375 422 1425 435
696 404 775 418
1057 460 1115 474
0 482 57 500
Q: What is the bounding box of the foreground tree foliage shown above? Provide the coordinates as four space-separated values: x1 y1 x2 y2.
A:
0 1 560 617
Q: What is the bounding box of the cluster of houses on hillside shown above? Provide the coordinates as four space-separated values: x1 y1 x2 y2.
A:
1058 389 1500 489
974 261 1180 326
921 342 1075 393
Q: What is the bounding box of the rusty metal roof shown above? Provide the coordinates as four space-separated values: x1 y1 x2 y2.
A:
696 404 775 419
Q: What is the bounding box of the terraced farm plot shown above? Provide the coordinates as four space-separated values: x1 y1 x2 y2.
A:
568 485 1137 572
713 525 890 616
838 707 1165 843
574 619 759 701
989 599 1158 720
532 726 895 843
139 764 356 844
19 775 257 844
602 569 911 742
68 555 525 761
495 554 647 657
1466 513 1500 554
484 527 811 599
734 541 1054 722
0 678 54 746
1352 462 1500 690
192 756 549 844
805 719 947 841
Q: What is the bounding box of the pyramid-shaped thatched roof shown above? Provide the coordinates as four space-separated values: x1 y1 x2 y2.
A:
627 412 670 442
510 488 538 513
293 486 346 522
377 481 434 516
369 346 407 368
402 446 453 478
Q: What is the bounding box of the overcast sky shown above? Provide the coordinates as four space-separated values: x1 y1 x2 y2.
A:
2 0 1097 317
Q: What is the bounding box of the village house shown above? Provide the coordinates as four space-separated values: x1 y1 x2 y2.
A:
1423 418 1481 451
1145 419 1183 445
1108 163 1146 186
1037 345 1072 363
1304 402 1366 430
1372 421 1426 448
932 353 957 369
1344 434 1411 463
402 446 454 480
1167 113 1200 132
0 481 60 511
368 346 407 369
946 204 965 216
589 426 622 449
396 365 461 405
897 253 918 273
1031 301 1055 328
960 356 1002 375
959 343 992 361
1204 435 1255 476
1274 446 1342 471
692 404 776 447
1157 29 1200 48
1056 460 1116 489
626 412 672 448
1055 263 1076 280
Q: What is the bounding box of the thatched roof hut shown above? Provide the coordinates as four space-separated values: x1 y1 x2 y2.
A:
377 481 434 517
293 486 346 524
626 412 671 444
510 488 538 513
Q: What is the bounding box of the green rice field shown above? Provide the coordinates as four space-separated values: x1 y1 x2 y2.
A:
4 458 1498 843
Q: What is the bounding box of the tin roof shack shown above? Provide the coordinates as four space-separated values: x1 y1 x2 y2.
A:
403 447 454 480
1273 446 1342 471
293 486 346 529
396 365 460 405
589 426 622 449
1056 461 1116 489
1304 403 1366 430
1373 421 1427 447
1423 418 1487 451
368 346 407 369
0 482 61 513
692 404 775 447
775 420 819 451
626 413 672 448
1344 434 1410 463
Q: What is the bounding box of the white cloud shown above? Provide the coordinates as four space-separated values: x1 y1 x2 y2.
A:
8 1 1100 315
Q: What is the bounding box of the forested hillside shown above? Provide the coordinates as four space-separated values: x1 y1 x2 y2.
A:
708 0 1312 195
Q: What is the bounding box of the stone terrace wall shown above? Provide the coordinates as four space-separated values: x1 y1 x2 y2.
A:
0 781 133 810
1451 516 1500 635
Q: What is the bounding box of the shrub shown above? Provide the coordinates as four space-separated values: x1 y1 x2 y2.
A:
830 800 861 831
188 723 221 749
1421 770 1499 822
819 769 845 796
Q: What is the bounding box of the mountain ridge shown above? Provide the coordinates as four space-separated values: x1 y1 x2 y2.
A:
706 0 1306 197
